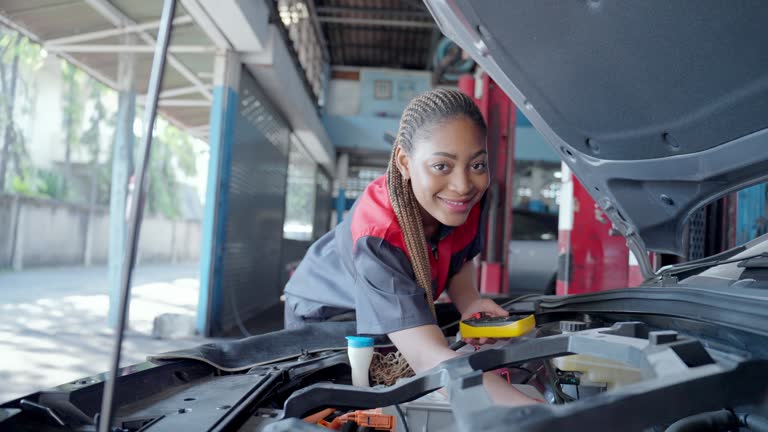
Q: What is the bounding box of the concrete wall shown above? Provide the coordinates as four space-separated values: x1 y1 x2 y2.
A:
323 68 432 153
172 220 202 263
326 79 361 115
0 193 201 270
88 210 111 264
358 69 431 117
18 196 89 266
136 217 202 264
0 195 18 268
137 217 175 263
322 114 400 153
323 67 560 162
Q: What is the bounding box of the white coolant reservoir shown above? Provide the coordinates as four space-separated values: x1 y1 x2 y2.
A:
554 321 643 390
552 355 643 389
346 336 374 387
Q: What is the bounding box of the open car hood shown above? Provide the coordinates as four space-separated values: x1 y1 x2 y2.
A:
425 0 768 261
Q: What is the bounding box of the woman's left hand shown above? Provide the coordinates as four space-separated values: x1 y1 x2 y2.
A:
460 298 509 346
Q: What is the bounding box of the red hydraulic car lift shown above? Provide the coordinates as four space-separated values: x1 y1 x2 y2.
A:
557 164 747 295
458 73 516 295
460 72 647 297
556 164 632 295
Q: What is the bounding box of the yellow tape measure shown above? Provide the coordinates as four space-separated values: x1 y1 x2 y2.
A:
459 313 536 339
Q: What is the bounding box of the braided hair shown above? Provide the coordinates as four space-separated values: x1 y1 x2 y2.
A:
387 88 487 319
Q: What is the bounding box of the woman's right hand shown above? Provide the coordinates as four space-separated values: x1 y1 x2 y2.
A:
460 298 510 346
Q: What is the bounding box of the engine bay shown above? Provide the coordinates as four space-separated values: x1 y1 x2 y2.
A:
258 320 768 431
3 292 768 432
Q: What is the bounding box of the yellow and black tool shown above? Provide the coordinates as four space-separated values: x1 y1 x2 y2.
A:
459 312 536 339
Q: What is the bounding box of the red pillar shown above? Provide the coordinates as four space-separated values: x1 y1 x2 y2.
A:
459 73 516 295
627 252 646 287
557 164 630 295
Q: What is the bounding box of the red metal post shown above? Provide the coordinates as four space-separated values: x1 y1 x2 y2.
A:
459 73 516 295
627 252 646 287
557 164 630 295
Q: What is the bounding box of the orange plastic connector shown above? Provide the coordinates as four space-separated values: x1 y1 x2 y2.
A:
303 408 336 424
315 408 396 431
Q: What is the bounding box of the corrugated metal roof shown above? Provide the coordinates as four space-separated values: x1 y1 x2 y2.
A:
315 0 437 69
1 0 440 138
3 0 111 40
0 0 215 138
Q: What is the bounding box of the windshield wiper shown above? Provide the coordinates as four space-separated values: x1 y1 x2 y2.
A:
657 252 768 278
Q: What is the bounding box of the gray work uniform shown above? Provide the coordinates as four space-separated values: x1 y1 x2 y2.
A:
284 175 485 335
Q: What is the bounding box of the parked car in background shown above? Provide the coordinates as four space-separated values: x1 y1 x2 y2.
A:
508 209 558 295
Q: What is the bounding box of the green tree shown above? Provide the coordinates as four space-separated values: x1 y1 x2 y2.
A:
0 27 45 192
60 61 86 199
80 81 110 208
144 119 197 219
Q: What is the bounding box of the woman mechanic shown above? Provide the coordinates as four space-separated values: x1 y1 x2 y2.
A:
284 88 533 405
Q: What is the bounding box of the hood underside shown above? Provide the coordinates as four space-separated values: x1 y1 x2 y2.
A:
426 0 768 256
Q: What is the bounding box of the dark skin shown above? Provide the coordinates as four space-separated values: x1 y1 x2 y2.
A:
399 116 490 240
419 206 440 240
389 115 535 406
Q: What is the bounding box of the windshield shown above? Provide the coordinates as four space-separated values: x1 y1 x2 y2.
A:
670 232 768 288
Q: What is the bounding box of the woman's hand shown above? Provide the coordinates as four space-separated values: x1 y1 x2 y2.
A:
460 298 509 346
388 324 538 406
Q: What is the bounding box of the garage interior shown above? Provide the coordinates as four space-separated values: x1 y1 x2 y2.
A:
1 1 768 431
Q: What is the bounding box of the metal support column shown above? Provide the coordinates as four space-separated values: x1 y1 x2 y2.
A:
107 37 135 326
335 152 349 224
736 183 767 245
459 73 516 295
556 164 630 295
197 51 241 336
528 165 547 213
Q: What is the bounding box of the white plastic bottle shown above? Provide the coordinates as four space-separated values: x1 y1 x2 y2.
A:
346 336 374 387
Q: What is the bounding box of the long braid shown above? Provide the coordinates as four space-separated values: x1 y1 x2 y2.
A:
371 89 486 386
386 88 487 320
387 149 436 318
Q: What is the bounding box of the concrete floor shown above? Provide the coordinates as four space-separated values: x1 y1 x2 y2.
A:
0 263 226 403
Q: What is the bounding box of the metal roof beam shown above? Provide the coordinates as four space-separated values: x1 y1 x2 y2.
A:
155 84 213 99
46 44 216 53
10 0 82 17
178 0 232 50
316 6 433 19
82 0 132 27
305 0 331 62
83 0 213 101
316 16 435 29
333 42 429 50
45 16 193 46
138 85 213 105
155 99 210 107
0 13 119 89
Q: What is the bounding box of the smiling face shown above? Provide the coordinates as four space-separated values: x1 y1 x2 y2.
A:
396 115 489 228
